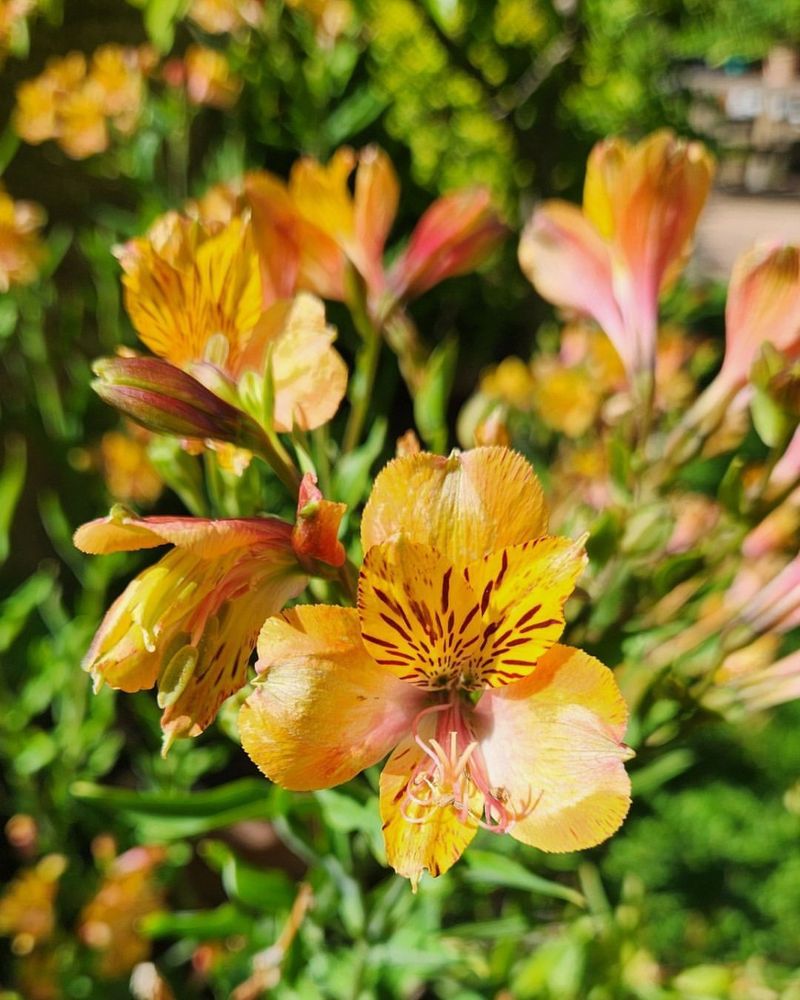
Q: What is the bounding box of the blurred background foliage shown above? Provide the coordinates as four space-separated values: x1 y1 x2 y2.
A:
2 0 800 997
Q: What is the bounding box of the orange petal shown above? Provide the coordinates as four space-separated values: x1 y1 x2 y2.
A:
290 147 357 246
354 145 399 293
475 645 632 852
361 447 548 568
292 472 347 568
239 606 423 790
463 536 587 687
74 510 294 558
518 202 629 368
357 540 485 689
380 731 481 888
245 170 301 304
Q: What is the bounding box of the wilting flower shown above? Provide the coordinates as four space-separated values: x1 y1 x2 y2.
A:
246 145 505 313
240 448 632 887
0 854 66 955
519 130 714 382
183 45 242 109
0 183 46 291
187 0 264 33
116 212 347 437
79 846 165 978
74 506 322 748
14 45 152 158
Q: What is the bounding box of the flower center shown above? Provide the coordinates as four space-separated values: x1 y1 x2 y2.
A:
400 699 517 833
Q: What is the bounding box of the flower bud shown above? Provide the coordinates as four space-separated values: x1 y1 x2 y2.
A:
92 356 267 450
389 187 506 300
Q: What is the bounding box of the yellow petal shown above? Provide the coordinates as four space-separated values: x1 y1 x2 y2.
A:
290 147 357 245
462 536 587 687
239 606 424 789
380 732 481 887
475 645 632 852
117 213 262 372
357 540 485 689
361 447 548 568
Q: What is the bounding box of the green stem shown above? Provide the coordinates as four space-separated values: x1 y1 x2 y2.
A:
343 319 382 454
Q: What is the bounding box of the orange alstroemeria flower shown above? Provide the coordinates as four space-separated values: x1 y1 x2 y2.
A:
245 145 504 313
74 511 309 750
116 211 347 436
187 0 264 33
240 448 632 887
519 130 714 382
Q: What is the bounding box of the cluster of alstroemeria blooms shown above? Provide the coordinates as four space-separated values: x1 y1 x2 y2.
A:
468 129 800 723
74 130 800 886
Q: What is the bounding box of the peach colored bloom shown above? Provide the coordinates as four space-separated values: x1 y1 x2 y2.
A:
74 510 309 747
0 184 46 291
240 448 632 887
719 244 800 394
519 130 714 381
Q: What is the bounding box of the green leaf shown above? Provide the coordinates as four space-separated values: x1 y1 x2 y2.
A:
70 778 278 839
463 850 585 906
717 456 746 515
0 567 57 653
0 435 26 566
143 903 252 940
333 417 387 511
414 337 458 454
322 87 389 145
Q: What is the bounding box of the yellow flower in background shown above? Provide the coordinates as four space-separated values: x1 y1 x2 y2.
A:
116 212 347 434
286 0 352 45
13 45 151 158
74 510 310 748
241 448 632 887
0 854 66 955
184 44 242 109
0 183 46 291
188 0 264 33
79 846 165 978
99 427 163 506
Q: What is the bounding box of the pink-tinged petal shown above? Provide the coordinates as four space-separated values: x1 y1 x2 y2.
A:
519 202 631 372
721 244 800 390
390 187 505 300
361 447 548 568
74 511 293 558
239 606 424 790
475 645 632 852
